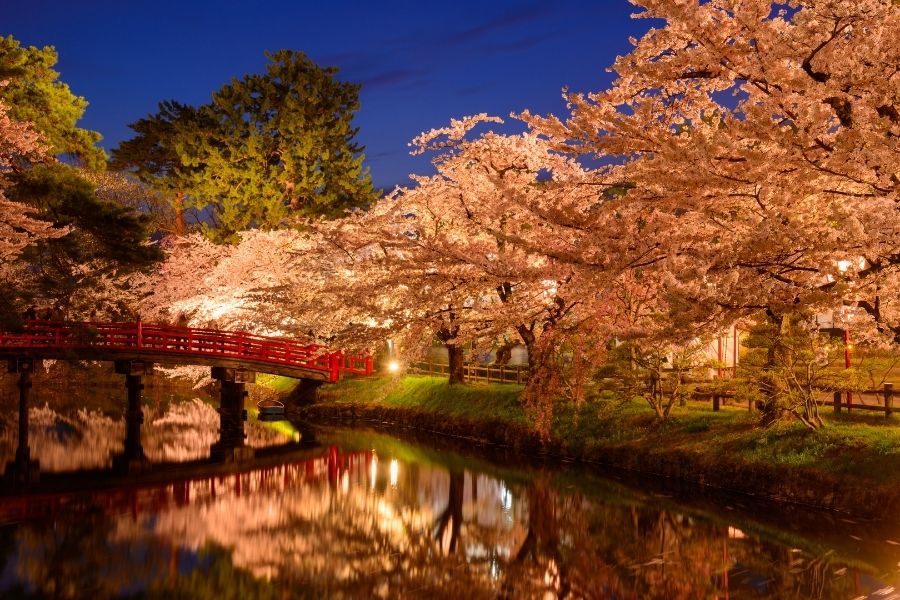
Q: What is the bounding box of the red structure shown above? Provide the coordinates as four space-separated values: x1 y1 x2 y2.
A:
0 320 373 382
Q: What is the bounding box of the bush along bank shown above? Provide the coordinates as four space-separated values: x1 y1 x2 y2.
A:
283 375 900 521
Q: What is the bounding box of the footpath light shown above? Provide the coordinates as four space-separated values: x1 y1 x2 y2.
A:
387 360 401 374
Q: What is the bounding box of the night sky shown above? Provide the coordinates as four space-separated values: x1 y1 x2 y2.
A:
5 0 652 190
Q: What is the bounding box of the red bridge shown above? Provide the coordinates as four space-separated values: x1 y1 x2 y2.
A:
0 321 373 382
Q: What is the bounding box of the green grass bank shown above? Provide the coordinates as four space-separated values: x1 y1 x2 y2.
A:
269 374 900 520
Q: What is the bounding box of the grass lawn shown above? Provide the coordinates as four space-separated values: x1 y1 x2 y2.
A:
559 396 900 483
307 374 900 485
255 374 300 392
318 374 527 424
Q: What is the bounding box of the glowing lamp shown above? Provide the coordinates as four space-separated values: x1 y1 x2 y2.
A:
387 360 401 373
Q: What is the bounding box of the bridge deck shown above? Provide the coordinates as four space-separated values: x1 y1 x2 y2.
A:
0 321 373 382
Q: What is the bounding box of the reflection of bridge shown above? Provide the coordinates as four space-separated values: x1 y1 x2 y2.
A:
0 321 376 481
0 445 370 525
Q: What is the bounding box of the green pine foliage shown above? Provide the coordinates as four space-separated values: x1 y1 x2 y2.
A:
109 100 206 197
6 164 163 309
112 50 380 243
0 35 105 169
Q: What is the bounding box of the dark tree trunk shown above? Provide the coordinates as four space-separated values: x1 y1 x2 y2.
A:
494 341 515 366
436 318 463 386
757 309 785 424
447 344 465 385
500 479 570 599
516 324 536 369
173 191 186 236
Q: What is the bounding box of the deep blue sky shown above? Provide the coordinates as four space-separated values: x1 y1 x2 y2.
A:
5 0 651 190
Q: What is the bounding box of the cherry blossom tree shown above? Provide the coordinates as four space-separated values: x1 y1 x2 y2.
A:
131 227 391 357
133 113 650 399
307 115 608 385
512 0 900 426
132 116 594 387
0 96 67 320
2 86 161 321
405 116 587 359
134 231 303 332
523 0 899 341
0 98 59 261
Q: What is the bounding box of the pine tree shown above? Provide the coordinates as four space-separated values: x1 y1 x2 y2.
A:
0 35 105 169
109 101 207 235
113 50 379 243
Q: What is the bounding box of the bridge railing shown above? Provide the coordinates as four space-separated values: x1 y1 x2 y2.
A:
0 321 373 382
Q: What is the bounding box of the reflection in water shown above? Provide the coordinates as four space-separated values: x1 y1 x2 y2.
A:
0 420 897 598
0 400 293 470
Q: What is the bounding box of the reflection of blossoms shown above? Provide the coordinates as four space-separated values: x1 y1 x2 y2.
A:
145 398 291 461
0 438 894 598
0 405 121 471
0 399 293 470
101 453 526 597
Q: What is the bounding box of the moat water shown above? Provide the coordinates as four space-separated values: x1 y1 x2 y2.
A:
0 383 898 598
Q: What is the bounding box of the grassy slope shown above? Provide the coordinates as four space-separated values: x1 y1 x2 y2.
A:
309 374 900 485
318 375 527 424
565 399 900 482
255 374 299 392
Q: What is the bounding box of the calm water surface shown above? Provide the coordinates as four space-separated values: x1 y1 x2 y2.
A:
0 392 898 599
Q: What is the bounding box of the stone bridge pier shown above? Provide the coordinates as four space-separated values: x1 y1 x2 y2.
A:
209 366 255 463
4 358 39 485
113 360 151 474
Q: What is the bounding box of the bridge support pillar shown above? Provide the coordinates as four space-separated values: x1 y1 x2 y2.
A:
210 367 255 463
113 360 151 474
290 378 325 406
5 358 39 485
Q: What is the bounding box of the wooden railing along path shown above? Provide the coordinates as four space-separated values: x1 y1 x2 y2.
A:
408 361 530 384
693 384 896 417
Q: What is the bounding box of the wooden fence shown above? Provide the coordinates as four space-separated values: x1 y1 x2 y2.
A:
693 383 896 417
408 361 530 384
410 360 897 419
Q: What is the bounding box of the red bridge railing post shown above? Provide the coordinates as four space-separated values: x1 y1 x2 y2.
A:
329 352 341 382
365 355 374 376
